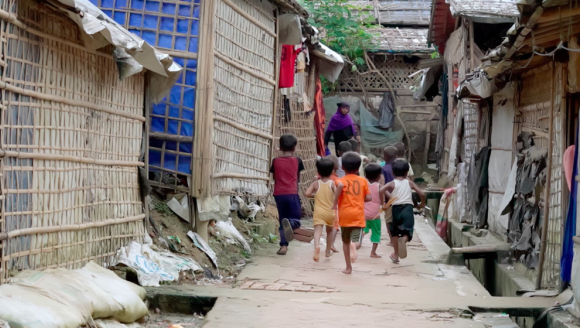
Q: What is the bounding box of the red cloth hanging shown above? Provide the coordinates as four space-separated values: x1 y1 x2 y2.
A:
313 77 326 156
279 45 298 88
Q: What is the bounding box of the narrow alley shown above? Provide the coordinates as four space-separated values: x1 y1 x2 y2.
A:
150 217 568 328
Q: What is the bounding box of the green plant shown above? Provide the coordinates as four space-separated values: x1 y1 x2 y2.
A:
299 0 377 91
154 203 173 216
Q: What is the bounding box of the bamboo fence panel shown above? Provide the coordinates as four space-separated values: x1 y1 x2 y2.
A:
0 0 145 283
209 0 276 196
337 56 421 92
517 62 564 288
273 77 318 215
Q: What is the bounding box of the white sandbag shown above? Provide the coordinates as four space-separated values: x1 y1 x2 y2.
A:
76 262 149 323
10 270 93 321
95 319 142 328
216 218 251 253
113 241 202 287
82 261 147 300
0 284 86 328
11 268 122 319
0 320 9 328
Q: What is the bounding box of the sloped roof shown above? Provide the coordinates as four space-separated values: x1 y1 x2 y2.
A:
348 0 431 26
369 27 435 53
446 0 519 22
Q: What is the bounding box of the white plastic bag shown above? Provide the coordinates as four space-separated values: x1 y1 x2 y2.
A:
215 218 251 253
113 241 202 287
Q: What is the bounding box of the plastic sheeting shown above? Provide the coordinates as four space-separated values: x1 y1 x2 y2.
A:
93 0 199 175
58 0 182 102
488 83 515 233
323 96 403 149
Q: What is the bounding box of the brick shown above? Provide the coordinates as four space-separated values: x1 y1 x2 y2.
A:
275 279 292 284
287 281 304 287
325 289 338 293
310 287 327 293
294 285 313 292
240 280 256 289
294 234 314 243
280 285 296 291
250 282 269 290
265 283 285 291
294 228 314 237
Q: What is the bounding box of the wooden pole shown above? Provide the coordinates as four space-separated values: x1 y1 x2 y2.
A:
469 20 475 70
269 8 281 191
423 113 434 170
536 61 555 290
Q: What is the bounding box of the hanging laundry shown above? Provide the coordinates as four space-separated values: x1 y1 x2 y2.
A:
279 44 299 88
313 77 326 157
378 91 395 129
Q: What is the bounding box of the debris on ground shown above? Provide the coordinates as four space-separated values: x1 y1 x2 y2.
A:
167 194 191 222
112 240 203 287
145 193 279 285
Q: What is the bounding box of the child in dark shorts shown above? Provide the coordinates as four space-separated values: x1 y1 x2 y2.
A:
270 134 305 255
380 159 425 263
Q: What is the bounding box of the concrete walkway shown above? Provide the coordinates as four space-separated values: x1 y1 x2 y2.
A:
151 216 568 327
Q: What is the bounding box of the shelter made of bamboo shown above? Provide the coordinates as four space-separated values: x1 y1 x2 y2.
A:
429 0 580 292
0 0 181 282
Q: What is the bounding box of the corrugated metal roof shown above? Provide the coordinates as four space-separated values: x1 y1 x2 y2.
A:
369 27 435 52
446 0 519 21
348 0 431 26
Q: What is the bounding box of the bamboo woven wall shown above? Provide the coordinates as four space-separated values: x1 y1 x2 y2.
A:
461 100 479 164
517 62 564 288
210 0 276 196
337 56 420 92
0 0 145 283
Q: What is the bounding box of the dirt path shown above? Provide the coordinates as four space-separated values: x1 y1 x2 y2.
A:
200 217 491 327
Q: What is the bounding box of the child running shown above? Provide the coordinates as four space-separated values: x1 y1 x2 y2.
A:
363 163 383 258
325 154 340 254
270 134 305 256
336 141 352 178
348 139 370 176
394 142 415 180
306 158 336 262
382 146 398 246
380 159 425 263
331 152 372 274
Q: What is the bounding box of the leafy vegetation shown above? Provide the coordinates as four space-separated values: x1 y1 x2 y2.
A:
299 0 377 76
154 202 173 217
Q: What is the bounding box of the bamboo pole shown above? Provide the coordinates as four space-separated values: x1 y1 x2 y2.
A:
212 172 270 180
269 8 281 189
221 0 277 37
214 52 276 85
0 81 146 122
214 116 273 139
0 149 144 166
0 215 146 241
537 61 555 290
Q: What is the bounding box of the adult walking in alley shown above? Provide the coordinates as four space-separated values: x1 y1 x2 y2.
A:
324 102 360 155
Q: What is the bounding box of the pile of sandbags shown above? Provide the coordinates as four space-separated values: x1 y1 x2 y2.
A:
0 261 149 328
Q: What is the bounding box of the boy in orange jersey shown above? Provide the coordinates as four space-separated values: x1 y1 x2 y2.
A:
331 152 372 274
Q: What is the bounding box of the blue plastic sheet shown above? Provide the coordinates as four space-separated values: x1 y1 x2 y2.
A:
92 0 201 175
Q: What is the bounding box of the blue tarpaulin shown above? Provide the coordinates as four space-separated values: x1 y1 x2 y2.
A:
92 0 201 175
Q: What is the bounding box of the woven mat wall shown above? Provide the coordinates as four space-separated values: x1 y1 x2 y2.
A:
0 0 145 283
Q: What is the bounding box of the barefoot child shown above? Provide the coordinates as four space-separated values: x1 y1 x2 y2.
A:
325 155 340 253
348 139 370 176
270 134 305 255
331 152 372 274
363 164 383 258
306 158 336 262
394 142 414 180
336 141 352 178
382 146 397 246
380 159 425 263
